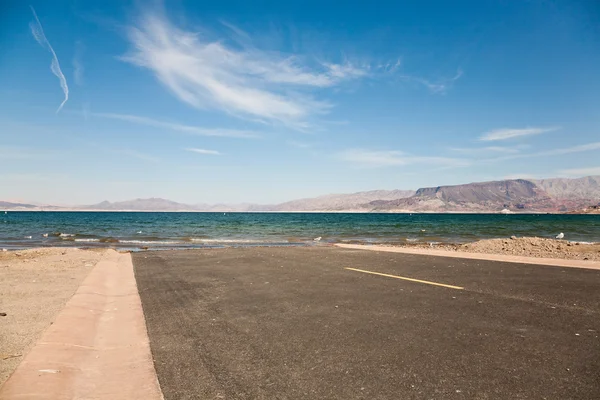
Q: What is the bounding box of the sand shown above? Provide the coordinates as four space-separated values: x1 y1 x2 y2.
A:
0 248 105 386
396 236 600 262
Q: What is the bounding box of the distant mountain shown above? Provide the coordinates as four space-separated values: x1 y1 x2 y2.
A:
0 201 36 209
84 198 197 211
369 176 600 212
3 176 599 213
532 176 600 200
270 190 416 211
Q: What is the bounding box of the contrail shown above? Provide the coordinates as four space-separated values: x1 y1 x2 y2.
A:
29 6 69 113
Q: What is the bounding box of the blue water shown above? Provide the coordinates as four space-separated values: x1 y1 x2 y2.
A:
1 212 599 250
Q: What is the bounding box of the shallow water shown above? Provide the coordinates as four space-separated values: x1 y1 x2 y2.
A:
1 211 599 250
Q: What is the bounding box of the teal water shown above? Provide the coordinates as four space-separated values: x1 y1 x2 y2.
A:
1 212 599 250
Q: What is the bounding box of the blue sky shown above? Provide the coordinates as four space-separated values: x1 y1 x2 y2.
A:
1 0 599 205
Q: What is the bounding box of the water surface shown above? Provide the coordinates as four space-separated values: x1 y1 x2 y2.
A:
1 211 598 250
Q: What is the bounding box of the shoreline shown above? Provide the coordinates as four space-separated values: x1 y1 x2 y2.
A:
3 209 599 214
3 234 600 262
335 242 600 270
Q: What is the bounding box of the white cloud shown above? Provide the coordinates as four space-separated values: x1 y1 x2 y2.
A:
73 41 84 86
287 140 312 149
536 142 600 156
557 166 600 177
92 112 259 138
483 141 600 163
479 126 559 141
29 6 69 113
337 149 468 168
451 146 521 154
0 146 58 160
502 173 541 180
116 149 160 163
185 148 222 156
121 10 370 128
400 70 463 93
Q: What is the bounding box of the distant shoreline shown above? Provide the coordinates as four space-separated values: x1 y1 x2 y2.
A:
2 209 595 214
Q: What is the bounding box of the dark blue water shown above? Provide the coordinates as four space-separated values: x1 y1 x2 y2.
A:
1 212 599 250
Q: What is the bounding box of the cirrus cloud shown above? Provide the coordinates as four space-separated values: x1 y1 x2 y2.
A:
479 126 559 141
337 149 469 168
121 10 370 129
29 6 69 113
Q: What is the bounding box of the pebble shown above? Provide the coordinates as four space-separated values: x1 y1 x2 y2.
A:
0 312 7 317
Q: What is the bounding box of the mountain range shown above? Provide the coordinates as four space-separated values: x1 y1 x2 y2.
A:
2 176 599 213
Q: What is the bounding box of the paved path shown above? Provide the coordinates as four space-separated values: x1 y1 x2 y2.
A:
133 247 600 399
0 250 163 400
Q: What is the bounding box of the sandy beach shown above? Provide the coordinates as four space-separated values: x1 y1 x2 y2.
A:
383 236 600 262
0 248 105 385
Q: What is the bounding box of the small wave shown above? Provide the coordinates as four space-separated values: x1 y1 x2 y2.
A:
59 233 75 237
119 240 182 245
74 238 100 242
406 238 419 242
99 237 120 243
190 238 280 243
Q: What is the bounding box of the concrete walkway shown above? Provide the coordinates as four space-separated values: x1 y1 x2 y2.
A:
0 250 163 400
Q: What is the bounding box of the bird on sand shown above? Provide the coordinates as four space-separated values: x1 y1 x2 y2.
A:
313 237 322 242
556 232 564 239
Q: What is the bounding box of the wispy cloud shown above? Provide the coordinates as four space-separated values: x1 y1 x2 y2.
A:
185 148 222 155
484 141 600 163
535 142 600 157
337 149 468 168
557 166 600 177
116 149 160 163
29 6 69 113
73 41 84 86
121 9 371 128
92 112 260 138
503 173 542 180
287 140 313 149
479 126 559 141
400 70 463 93
451 146 521 154
0 145 59 160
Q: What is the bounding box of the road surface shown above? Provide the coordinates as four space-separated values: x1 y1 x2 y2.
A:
133 247 600 399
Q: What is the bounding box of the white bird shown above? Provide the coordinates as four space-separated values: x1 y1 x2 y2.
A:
313 237 322 242
556 232 564 239
42 233 48 237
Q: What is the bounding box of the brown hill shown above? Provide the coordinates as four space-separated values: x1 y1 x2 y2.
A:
0 201 36 209
370 179 563 212
271 190 415 211
532 176 600 199
85 198 197 211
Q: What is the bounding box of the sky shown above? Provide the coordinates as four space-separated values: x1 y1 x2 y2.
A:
1 0 599 205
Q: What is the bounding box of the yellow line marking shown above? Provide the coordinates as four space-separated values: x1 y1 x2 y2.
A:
345 267 464 290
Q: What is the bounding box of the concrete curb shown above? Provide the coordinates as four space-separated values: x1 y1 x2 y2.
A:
0 250 163 399
335 244 600 271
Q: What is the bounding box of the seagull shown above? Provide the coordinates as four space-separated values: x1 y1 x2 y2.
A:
556 232 564 239
42 233 48 237
313 237 322 242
